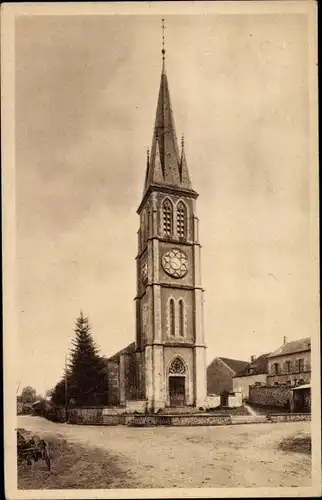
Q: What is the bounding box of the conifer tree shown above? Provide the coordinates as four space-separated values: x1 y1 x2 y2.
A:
52 312 108 407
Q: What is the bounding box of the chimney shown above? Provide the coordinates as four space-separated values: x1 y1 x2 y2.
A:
283 336 287 345
250 355 256 363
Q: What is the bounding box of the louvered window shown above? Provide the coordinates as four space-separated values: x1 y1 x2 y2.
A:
163 199 173 237
177 201 186 238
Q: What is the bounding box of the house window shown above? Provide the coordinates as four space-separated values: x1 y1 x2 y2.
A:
298 358 304 373
163 199 173 237
285 360 291 373
179 300 185 337
177 201 186 238
169 299 175 336
273 362 280 375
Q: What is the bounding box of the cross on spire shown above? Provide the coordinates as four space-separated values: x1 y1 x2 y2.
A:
140 18 197 200
161 18 166 60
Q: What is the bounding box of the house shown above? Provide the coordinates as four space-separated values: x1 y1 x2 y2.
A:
266 337 311 387
233 353 270 400
207 357 249 397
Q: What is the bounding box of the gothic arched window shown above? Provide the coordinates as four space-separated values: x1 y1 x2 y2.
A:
177 201 186 239
169 357 186 374
179 300 185 337
169 299 175 336
163 199 173 237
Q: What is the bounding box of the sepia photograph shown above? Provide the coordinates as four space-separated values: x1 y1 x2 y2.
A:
2 1 320 499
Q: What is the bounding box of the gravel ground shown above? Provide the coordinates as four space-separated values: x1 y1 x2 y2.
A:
17 415 311 489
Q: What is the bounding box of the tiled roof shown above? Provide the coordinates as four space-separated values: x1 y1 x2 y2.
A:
234 353 271 378
218 357 249 375
106 342 136 364
267 337 311 358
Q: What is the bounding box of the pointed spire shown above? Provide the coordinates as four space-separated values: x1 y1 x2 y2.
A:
180 134 191 187
143 147 150 189
143 19 194 194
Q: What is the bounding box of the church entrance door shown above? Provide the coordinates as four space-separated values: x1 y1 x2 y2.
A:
169 376 185 407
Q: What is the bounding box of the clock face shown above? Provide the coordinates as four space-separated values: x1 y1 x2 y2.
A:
141 261 148 283
162 248 188 278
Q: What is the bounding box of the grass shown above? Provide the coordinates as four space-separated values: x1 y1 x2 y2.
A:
17 428 133 489
278 432 311 455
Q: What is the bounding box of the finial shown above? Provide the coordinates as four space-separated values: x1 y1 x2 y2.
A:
181 134 185 149
147 147 150 162
161 18 166 60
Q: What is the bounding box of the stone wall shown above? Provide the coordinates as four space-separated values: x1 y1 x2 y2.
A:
126 414 232 427
233 374 267 399
105 361 119 406
228 392 242 408
102 414 126 425
203 395 221 409
45 407 66 422
68 407 103 425
249 384 291 408
45 406 310 426
269 413 311 422
124 353 138 400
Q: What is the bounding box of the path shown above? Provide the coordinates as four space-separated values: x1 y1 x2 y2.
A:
18 416 311 488
244 403 259 416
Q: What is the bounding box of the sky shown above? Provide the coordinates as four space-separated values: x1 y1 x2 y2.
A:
15 13 315 395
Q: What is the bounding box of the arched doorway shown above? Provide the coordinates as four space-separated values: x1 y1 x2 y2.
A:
168 357 187 407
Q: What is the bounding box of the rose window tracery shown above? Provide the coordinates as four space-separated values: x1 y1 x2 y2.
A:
169 357 186 374
162 248 188 278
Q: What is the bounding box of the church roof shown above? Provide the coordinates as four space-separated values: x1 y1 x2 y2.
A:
143 61 195 195
106 342 136 364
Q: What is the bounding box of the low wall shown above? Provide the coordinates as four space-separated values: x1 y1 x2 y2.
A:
45 407 66 422
203 395 220 409
228 392 242 408
44 407 310 426
103 414 126 425
249 384 290 408
126 414 232 427
68 407 104 425
269 413 311 423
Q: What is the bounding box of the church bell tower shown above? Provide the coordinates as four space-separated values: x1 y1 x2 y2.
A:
135 22 206 411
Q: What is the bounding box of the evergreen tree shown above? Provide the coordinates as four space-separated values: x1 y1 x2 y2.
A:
52 312 108 407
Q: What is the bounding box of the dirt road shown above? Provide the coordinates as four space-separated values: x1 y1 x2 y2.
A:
18 415 311 488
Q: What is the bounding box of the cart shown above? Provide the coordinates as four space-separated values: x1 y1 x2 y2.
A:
17 430 51 471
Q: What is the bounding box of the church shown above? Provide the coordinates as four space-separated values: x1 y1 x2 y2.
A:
104 38 207 412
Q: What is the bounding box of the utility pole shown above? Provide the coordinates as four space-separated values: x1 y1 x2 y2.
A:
65 353 68 423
